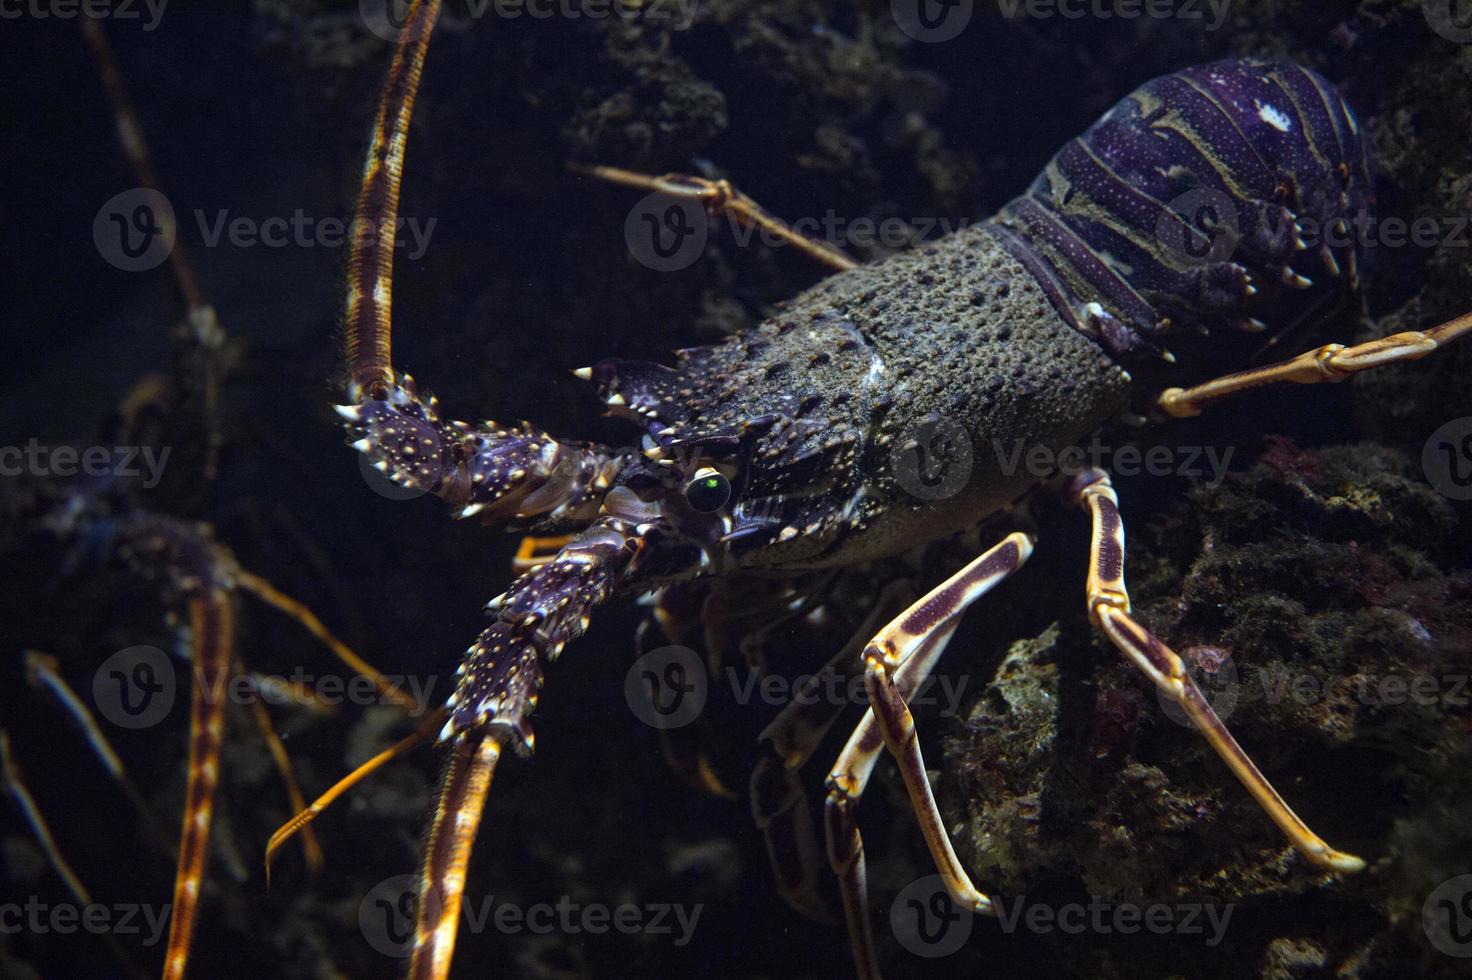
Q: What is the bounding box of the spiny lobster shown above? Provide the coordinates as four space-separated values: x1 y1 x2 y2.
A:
276 2 1471 977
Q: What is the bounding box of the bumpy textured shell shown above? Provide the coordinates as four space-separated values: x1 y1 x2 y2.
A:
991 59 1373 378
591 226 1131 570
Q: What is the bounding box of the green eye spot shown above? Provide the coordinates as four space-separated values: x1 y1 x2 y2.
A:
684 467 731 513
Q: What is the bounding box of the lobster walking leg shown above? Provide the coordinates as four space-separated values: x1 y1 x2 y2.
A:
24 651 176 856
827 532 1034 979
1072 468 1366 873
1157 310 1472 417
0 731 149 979
750 579 913 924
575 164 859 272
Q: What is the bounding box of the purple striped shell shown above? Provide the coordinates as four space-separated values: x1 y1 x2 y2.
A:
988 59 1374 377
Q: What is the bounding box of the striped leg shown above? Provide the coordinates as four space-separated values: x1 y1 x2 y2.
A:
573 164 859 272
1072 468 1365 873
1158 310 1472 417
751 580 914 924
0 731 149 979
162 589 234 980
826 532 1034 979
24 651 176 858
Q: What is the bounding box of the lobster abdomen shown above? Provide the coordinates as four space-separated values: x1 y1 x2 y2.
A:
990 58 1374 377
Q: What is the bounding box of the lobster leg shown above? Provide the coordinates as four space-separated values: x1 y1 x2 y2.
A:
0 731 150 979
633 599 739 801
239 682 324 875
574 164 859 272
24 650 176 857
750 579 913 925
265 708 447 880
1157 309 1472 417
827 532 1034 980
1072 468 1366 873
408 495 651 979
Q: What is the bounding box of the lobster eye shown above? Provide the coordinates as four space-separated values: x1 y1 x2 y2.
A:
683 467 731 512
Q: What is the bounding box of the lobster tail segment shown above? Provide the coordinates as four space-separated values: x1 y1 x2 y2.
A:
991 58 1373 376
